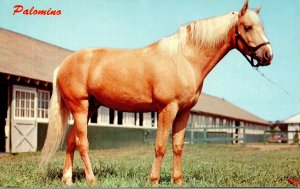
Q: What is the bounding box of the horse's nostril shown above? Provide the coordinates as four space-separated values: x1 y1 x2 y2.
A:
264 51 272 60
264 51 269 59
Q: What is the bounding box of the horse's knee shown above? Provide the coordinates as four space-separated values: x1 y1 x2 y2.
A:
155 145 166 158
173 142 184 156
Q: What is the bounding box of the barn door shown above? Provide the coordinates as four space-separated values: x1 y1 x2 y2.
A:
11 85 37 153
0 83 8 152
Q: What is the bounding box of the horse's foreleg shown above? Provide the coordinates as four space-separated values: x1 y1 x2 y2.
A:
171 110 190 185
150 103 178 185
62 126 76 186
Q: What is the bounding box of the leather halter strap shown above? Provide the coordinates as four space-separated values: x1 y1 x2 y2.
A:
235 24 270 67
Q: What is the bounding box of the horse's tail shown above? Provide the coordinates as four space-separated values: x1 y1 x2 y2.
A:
40 66 69 165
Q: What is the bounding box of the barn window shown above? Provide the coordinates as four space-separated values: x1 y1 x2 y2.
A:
205 116 213 127
14 87 36 119
122 112 135 126
212 117 216 127
219 118 224 127
37 90 50 119
97 106 110 124
142 112 153 127
201 116 205 127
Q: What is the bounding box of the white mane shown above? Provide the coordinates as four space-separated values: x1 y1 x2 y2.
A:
158 12 238 54
184 12 238 48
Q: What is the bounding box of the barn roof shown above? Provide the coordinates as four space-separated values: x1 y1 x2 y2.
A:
283 113 300 124
192 94 271 126
0 28 72 83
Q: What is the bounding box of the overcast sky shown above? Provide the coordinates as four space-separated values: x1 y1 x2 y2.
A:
0 0 299 122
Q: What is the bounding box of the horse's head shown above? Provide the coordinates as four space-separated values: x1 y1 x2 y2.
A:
236 0 273 67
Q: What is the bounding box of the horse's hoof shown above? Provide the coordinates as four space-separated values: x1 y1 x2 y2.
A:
62 177 73 186
172 180 183 186
172 178 183 186
149 178 159 186
87 176 97 185
171 175 183 186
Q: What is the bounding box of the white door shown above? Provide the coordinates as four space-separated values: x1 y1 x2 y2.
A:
11 85 37 153
11 121 37 152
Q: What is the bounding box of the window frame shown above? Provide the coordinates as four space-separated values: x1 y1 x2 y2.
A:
12 85 37 121
37 89 50 121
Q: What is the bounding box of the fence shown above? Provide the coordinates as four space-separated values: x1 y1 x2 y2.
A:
186 126 246 146
38 124 247 151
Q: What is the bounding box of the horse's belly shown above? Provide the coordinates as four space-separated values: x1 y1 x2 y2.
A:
90 85 155 112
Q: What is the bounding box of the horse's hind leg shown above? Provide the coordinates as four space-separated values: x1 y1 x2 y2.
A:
62 126 76 186
66 99 96 185
62 97 100 185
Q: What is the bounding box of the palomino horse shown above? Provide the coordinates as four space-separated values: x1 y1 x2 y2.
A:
41 0 273 186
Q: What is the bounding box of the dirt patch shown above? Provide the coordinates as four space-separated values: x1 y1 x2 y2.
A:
246 144 299 151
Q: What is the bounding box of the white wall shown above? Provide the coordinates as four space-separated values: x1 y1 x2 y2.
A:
288 124 300 144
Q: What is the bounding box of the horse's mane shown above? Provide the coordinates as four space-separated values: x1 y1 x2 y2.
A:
182 12 238 48
157 12 238 54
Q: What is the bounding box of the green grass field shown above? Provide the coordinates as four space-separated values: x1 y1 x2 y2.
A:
0 144 299 187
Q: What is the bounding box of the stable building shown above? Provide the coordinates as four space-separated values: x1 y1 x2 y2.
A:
0 28 71 153
188 94 271 144
276 113 300 144
0 28 271 153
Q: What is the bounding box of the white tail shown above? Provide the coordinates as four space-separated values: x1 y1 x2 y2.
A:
40 67 69 165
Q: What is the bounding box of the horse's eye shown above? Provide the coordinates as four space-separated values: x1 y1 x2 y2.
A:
244 25 252 32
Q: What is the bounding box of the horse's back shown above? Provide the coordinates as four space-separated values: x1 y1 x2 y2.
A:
56 48 155 111
87 48 158 111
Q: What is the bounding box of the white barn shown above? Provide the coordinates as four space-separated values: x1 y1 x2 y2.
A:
282 113 300 144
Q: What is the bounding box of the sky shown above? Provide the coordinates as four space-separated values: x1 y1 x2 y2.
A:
0 0 299 122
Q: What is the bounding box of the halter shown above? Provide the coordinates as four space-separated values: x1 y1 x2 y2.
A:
235 24 270 67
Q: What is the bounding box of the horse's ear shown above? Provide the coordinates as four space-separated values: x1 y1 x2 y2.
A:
254 5 262 14
239 0 249 18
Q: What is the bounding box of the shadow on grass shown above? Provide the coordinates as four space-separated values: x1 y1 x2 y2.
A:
45 162 119 183
46 166 88 183
45 161 186 186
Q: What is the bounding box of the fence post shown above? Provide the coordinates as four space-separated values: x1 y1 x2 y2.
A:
190 130 194 145
242 126 246 147
203 128 207 145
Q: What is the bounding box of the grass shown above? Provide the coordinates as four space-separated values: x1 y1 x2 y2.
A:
0 144 299 187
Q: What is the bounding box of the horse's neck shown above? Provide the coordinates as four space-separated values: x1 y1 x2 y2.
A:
180 12 238 88
151 12 238 92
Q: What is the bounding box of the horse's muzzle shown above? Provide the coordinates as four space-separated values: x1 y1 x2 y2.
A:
256 48 273 67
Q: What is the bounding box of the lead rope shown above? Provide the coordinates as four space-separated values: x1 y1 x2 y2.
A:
252 67 300 103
